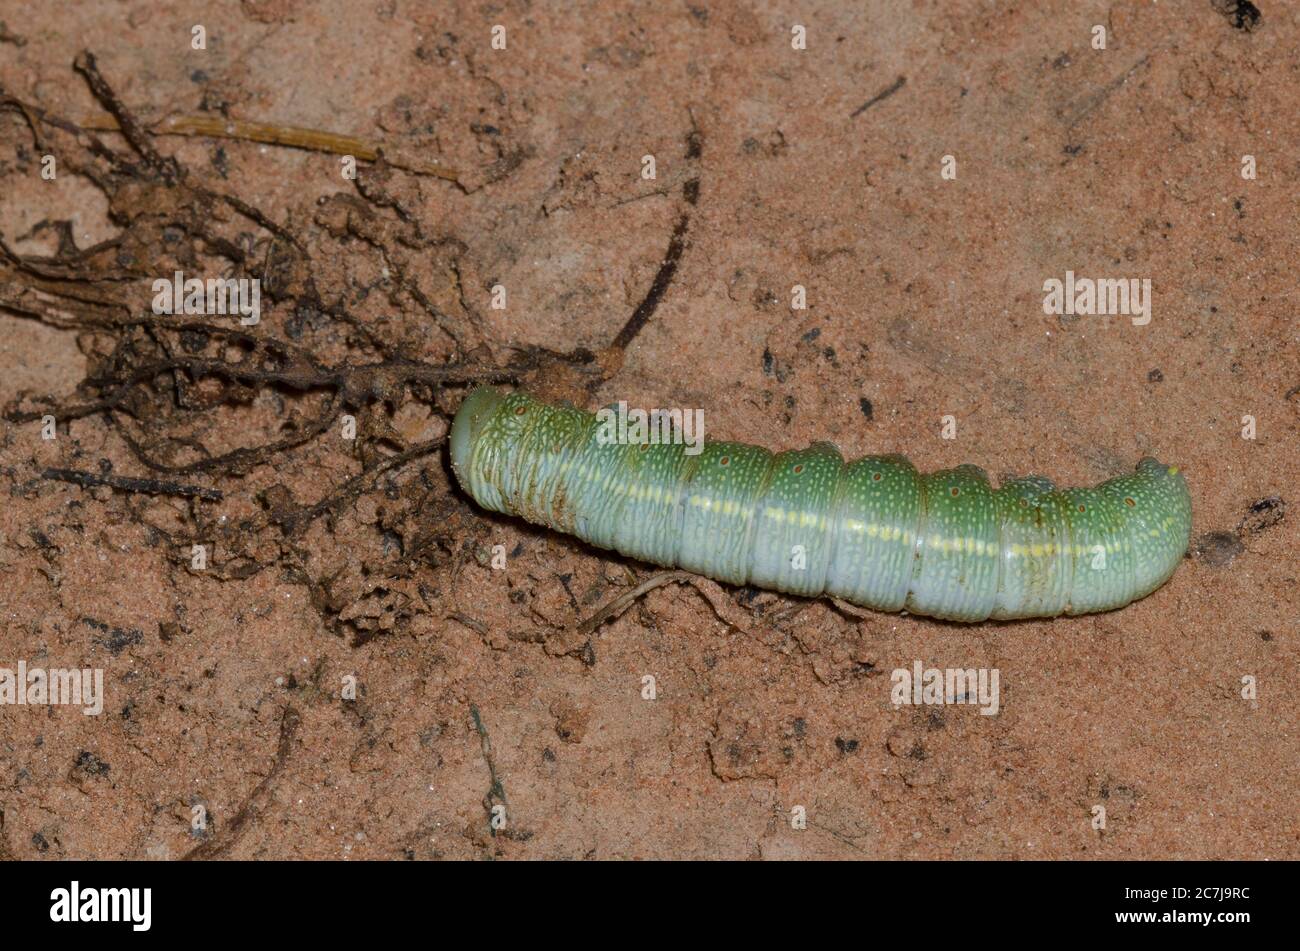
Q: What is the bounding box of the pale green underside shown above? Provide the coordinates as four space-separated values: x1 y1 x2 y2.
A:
451 387 1192 622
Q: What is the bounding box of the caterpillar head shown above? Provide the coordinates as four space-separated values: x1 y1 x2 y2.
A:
450 386 507 479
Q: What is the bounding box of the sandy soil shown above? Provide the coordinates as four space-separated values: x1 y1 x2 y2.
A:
0 0 1295 860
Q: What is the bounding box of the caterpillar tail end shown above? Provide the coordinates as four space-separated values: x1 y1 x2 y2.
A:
450 385 506 485
1131 456 1193 600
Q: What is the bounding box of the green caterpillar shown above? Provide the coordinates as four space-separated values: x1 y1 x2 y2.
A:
450 387 1191 621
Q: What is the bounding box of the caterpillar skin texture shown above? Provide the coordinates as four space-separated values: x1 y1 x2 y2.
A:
450 387 1192 622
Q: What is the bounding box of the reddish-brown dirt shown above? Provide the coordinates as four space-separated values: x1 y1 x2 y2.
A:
0 0 1295 859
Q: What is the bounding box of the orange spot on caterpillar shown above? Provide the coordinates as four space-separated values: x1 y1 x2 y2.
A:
793 464 803 474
